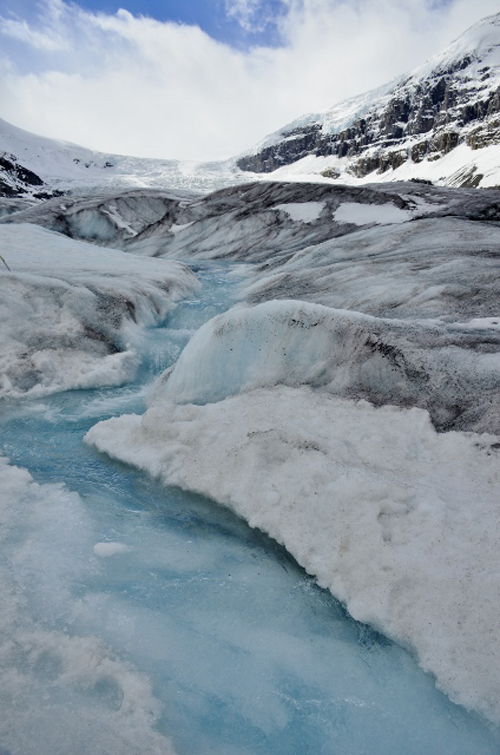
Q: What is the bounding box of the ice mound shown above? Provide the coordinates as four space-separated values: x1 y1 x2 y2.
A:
85 386 500 724
0 224 199 398
148 299 500 433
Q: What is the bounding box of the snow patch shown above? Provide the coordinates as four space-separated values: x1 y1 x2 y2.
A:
272 201 326 223
334 202 411 225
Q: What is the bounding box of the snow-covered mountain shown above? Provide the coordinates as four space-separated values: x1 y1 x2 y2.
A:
237 12 500 188
3 11 500 197
0 117 249 199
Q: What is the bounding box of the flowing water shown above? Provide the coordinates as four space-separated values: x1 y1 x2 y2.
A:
1 263 499 755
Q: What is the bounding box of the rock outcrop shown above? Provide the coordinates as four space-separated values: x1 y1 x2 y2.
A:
237 13 500 185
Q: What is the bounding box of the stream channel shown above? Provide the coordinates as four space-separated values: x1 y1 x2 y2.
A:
1 262 499 755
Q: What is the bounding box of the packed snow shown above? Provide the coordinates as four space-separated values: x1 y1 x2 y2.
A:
0 224 199 398
86 385 500 724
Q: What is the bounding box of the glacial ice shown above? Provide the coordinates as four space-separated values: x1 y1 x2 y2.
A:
144 299 500 433
2 175 500 751
0 224 199 398
85 293 500 727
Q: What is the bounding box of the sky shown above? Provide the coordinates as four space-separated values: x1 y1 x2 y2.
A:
0 0 499 161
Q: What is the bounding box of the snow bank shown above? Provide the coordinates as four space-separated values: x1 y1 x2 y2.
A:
0 224 199 398
0 455 175 755
147 300 500 433
267 142 500 190
85 386 500 724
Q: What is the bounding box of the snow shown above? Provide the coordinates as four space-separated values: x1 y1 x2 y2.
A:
273 201 326 223
0 117 253 195
0 224 199 398
413 11 500 81
85 384 500 724
262 142 500 189
241 81 397 156
334 202 411 225
93 542 132 557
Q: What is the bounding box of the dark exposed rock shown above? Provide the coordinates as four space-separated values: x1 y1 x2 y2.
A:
0 152 55 197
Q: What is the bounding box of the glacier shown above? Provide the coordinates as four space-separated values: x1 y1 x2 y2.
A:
1 156 500 751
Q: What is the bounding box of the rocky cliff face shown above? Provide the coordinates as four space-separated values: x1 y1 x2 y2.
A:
237 13 500 186
0 153 54 198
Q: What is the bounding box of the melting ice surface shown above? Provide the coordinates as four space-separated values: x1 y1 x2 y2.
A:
1 263 499 755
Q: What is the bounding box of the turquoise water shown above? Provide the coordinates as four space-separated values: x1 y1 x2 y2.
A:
1 263 499 755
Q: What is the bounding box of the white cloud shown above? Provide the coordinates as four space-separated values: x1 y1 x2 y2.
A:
0 0 498 160
0 16 67 50
225 0 263 31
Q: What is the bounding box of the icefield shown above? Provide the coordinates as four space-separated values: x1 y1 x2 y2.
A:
1 177 500 754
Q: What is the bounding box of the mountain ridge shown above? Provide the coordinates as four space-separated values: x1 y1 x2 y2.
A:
236 12 500 188
2 12 500 195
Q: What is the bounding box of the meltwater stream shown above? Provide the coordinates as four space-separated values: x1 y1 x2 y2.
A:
1 263 499 755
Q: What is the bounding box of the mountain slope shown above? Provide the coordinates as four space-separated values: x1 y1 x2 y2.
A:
237 12 500 188
0 118 249 198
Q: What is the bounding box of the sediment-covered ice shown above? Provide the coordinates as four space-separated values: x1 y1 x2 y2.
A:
0 455 175 755
85 386 500 725
7 182 500 271
146 300 500 433
0 224 199 398
239 216 500 320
